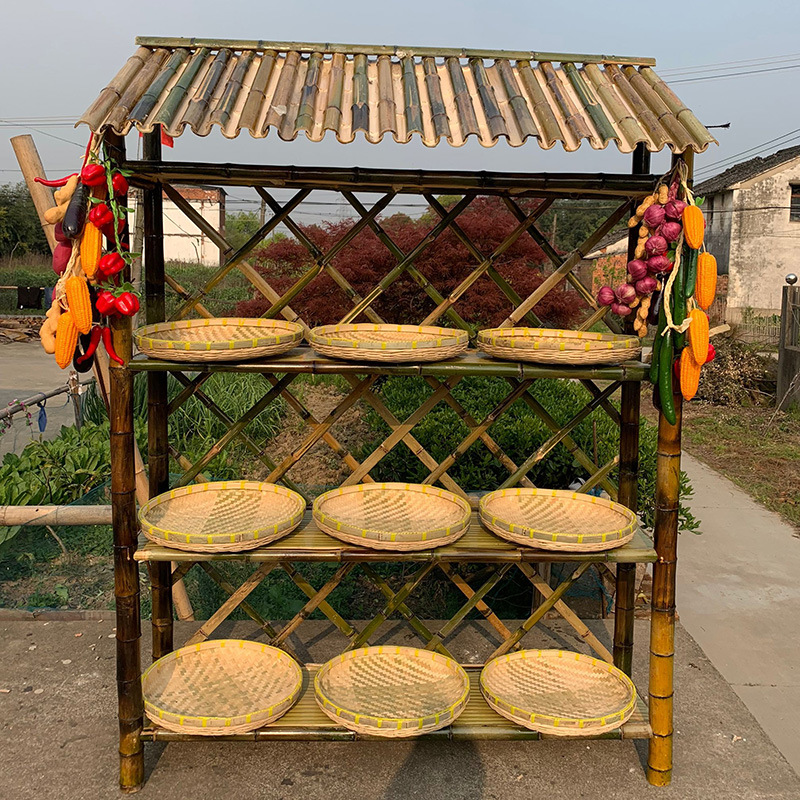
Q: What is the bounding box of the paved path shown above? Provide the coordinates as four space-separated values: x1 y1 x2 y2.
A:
0 342 83 459
678 453 800 776
1 618 798 800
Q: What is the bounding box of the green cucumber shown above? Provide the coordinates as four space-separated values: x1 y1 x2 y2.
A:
649 298 667 384
673 248 687 351
685 249 698 299
658 330 676 425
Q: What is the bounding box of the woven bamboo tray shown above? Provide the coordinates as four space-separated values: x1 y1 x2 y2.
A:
139 481 305 553
479 488 637 552
313 483 471 551
142 640 302 735
314 646 470 737
308 324 468 363
481 649 636 736
135 318 304 362
477 327 641 365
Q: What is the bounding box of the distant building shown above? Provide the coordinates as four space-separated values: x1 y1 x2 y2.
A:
695 145 800 322
129 185 226 267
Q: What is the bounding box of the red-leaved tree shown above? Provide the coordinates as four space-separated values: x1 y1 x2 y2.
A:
235 196 588 327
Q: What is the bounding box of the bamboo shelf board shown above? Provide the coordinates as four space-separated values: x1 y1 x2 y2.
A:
128 346 649 381
135 511 656 564
141 665 651 742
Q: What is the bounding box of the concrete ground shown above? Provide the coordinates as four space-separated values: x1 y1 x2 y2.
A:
678 453 800 775
1 617 799 800
0 342 83 458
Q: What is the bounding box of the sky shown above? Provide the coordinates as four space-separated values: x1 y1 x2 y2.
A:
2 0 800 216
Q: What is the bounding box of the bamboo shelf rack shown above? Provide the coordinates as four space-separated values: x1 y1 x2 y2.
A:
92 60 699 785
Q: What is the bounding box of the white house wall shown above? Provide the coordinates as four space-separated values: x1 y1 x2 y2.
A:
725 157 800 320
129 196 223 267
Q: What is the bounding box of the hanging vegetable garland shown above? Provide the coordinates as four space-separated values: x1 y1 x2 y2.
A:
596 163 718 424
37 134 139 370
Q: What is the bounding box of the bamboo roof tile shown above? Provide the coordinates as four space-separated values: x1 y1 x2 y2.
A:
79 37 716 154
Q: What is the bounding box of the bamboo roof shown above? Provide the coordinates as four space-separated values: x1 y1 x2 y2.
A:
79 37 717 154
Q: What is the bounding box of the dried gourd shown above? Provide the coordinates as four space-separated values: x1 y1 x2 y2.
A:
55 311 79 369
679 348 701 401
635 195 656 217
682 205 705 249
695 252 717 310
687 308 709 365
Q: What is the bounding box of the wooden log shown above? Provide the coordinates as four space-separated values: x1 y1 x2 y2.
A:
0 506 112 526
10 135 57 252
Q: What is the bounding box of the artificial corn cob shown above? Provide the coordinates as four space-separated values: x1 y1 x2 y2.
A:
55 311 79 368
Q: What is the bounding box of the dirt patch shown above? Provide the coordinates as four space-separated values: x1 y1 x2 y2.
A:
255 379 374 494
644 396 800 531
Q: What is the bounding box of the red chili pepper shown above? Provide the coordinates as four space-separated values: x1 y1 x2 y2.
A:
77 326 103 364
88 203 114 228
111 173 129 196
34 173 78 188
97 252 125 279
96 290 119 316
81 163 106 187
101 326 124 365
100 218 126 242
114 292 140 317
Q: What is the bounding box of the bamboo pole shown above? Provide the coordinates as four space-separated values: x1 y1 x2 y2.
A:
109 312 143 792
614 142 649 677
10 135 58 252
647 151 691 787
0 506 112 526
142 129 175 655
125 160 657 199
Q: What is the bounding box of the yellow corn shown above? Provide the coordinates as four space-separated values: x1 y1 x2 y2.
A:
80 221 103 280
679 348 702 401
695 252 717 310
687 308 710 365
682 205 705 249
55 311 79 369
65 275 92 334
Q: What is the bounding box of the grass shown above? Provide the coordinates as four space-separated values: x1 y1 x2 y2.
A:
679 402 800 529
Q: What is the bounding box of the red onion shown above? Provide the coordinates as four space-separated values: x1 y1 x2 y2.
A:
616 283 637 306
642 204 665 228
668 180 679 201
635 275 658 295
660 221 682 243
611 302 632 317
644 235 668 256
597 286 616 306
664 199 687 220
646 255 673 274
627 259 648 281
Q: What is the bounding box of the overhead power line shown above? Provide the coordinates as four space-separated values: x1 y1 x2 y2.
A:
669 62 800 84
659 51 800 76
695 128 800 177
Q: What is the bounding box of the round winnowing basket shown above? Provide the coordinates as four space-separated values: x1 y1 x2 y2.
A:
308 324 468 363
142 640 302 735
314 646 470 737
135 318 304 362
477 327 641 365
480 649 636 736
139 481 305 553
479 488 637 552
313 483 471 551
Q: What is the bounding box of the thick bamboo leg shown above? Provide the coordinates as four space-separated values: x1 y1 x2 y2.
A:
110 314 143 792
614 142 648 677
614 381 640 674
647 391 682 786
143 129 174 656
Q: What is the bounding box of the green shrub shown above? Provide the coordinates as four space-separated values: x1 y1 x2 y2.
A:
356 376 698 534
